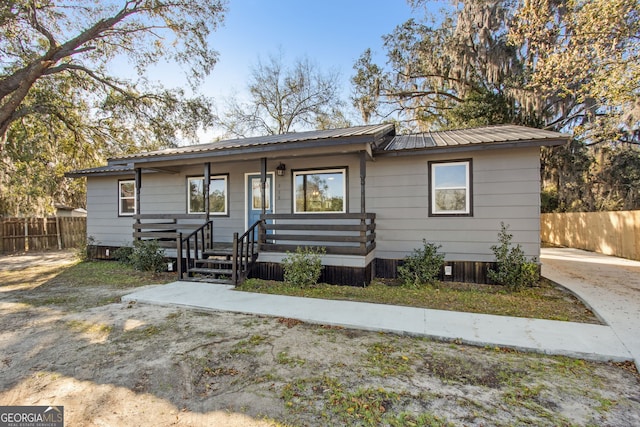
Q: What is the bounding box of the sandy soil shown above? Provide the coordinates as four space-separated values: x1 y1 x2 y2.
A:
1 251 639 426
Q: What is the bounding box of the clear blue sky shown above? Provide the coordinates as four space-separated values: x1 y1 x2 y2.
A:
152 1 423 115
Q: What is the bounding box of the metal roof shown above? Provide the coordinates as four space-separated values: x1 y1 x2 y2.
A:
381 125 569 152
66 163 134 177
66 124 570 177
112 123 395 162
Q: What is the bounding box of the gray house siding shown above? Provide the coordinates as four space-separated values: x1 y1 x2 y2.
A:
86 175 137 247
368 146 541 262
86 147 540 263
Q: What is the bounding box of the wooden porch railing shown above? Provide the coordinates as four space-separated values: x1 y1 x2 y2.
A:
133 214 207 247
259 213 376 256
231 220 262 284
133 214 210 279
178 220 214 280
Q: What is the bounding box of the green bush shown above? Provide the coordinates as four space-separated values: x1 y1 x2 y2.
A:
487 222 539 291
282 246 325 287
114 245 134 263
397 240 445 288
118 240 166 273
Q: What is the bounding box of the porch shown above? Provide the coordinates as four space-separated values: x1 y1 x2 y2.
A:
133 212 376 285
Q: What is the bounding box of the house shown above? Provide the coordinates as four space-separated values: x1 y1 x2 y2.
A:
67 124 569 285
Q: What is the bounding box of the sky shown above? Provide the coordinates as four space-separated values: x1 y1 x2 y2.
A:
146 0 422 135
201 0 416 99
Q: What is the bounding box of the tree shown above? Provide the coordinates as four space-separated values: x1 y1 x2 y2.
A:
509 0 640 142
352 1 528 131
352 0 639 137
0 0 226 215
592 144 640 211
510 0 640 211
215 52 348 137
0 0 225 142
351 49 385 124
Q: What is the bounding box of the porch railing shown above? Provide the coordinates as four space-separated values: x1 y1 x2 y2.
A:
259 213 376 256
231 220 262 284
133 214 207 248
178 220 214 279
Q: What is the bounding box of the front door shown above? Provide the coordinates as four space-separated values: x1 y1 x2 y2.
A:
246 173 274 234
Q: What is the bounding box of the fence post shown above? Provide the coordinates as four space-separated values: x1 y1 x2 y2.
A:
24 219 29 252
0 218 4 253
56 216 62 249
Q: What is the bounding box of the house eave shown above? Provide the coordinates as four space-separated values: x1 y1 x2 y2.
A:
127 140 375 169
374 138 568 157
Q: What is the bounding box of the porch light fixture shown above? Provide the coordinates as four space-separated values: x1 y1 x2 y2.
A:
276 162 286 176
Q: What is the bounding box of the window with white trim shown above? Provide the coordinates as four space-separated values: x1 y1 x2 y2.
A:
429 160 472 216
188 175 228 215
118 180 136 216
294 169 346 213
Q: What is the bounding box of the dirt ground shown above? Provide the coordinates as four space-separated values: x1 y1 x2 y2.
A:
1 251 640 426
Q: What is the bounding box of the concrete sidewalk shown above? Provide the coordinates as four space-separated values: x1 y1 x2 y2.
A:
541 247 640 371
122 274 633 364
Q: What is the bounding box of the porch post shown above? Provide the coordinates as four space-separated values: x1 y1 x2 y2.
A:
135 167 141 241
360 151 366 214
260 157 267 215
359 152 367 255
204 162 211 221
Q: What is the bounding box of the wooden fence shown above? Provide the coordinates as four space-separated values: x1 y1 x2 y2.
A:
541 210 640 261
0 217 86 254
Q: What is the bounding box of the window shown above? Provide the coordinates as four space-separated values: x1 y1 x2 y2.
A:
294 169 346 213
251 177 270 210
188 175 228 215
429 160 472 216
119 180 136 216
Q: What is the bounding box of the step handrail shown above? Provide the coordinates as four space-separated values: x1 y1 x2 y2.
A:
178 220 213 280
232 220 263 284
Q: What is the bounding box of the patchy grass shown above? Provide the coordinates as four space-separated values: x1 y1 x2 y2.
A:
230 334 268 355
236 278 599 323
276 350 306 368
5 260 176 310
364 341 414 377
50 261 176 289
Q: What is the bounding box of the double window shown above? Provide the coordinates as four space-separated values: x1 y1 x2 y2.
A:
188 175 228 215
118 180 136 216
294 169 346 213
429 160 472 216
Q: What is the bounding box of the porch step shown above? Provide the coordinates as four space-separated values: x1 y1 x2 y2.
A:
196 258 233 267
204 242 234 257
188 267 233 276
181 276 234 285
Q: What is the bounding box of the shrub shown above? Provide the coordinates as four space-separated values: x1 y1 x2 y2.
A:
487 222 539 291
80 235 98 260
119 240 166 273
397 240 445 288
282 246 325 287
114 246 134 263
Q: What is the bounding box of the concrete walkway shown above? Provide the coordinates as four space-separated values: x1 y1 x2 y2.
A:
541 247 640 371
122 247 639 366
